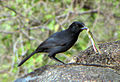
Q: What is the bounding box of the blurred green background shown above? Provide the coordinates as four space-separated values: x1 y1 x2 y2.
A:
0 0 120 81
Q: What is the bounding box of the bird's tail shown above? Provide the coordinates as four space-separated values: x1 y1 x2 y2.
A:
18 51 36 67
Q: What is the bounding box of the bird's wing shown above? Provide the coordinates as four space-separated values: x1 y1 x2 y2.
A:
37 31 70 49
40 35 68 48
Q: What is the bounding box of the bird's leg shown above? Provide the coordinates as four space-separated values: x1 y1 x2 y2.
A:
48 53 65 64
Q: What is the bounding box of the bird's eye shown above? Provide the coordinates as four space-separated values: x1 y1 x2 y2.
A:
76 24 79 27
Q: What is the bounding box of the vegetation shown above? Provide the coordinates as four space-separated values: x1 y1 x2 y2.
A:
0 0 120 81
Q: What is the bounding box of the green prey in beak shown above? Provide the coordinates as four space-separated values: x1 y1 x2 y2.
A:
82 26 101 54
81 27 88 30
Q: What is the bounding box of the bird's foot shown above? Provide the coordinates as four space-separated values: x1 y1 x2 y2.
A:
48 55 65 65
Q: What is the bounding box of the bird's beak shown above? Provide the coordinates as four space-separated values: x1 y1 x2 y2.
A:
81 27 88 30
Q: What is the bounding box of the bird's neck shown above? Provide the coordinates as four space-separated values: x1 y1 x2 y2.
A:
67 28 82 35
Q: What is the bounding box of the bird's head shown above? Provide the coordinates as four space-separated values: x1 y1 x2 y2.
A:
69 21 88 33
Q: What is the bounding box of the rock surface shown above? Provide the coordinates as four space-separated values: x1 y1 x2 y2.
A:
75 40 120 66
15 40 120 82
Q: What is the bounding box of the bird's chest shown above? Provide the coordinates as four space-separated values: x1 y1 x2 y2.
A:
64 34 79 48
47 33 79 53
67 37 78 46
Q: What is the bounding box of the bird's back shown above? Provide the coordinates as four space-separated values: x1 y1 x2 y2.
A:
35 29 80 53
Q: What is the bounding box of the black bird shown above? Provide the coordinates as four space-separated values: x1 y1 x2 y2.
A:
18 21 88 66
